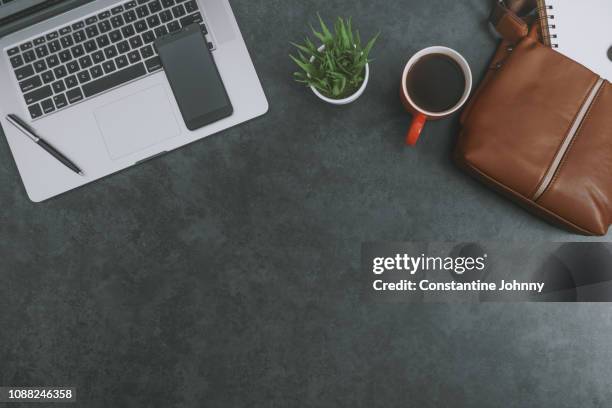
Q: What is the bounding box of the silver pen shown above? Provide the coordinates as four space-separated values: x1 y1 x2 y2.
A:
6 114 84 176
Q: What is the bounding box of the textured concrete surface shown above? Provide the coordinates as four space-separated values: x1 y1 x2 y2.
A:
1 0 611 407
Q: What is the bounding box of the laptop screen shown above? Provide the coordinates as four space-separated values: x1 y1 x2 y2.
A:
0 0 61 21
0 0 92 37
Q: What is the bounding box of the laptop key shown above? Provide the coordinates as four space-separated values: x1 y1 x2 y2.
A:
59 50 72 63
20 42 33 51
142 31 155 44
140 45 154 59
84 39 97 53
117 40 130 54
72 21 85 30
96 34 110 48
161 0 174 8
99 20 112 33
104 45 118 59
190 12 203 24
41 98 55 114
19 75 42 92
73 30 86 43
172 4 185 18
92 50 105 64
83 62 146 98
41 70 54 84
79 55 93 69
136 5 149 18
23 51 36 63
71 44 85 58
109 30 122 43
179 15 194 27
59 26 72 36
124 10 137 23
35 45 49 58
129 36 143 49
98 10 111 20
10 54 23 68
65 75 78 88
154 26 168 38
135 20 147 32
16 64 35 80
46 55 60 68
111 5 124 14
116 55 129 69
33 60 46 73
52 80 66 93
48 40 61 53
85 16 98 25
46 31 59 40
167 21 180 33
34 36 46 46
184 0 197 13
67 61 79 73
90 65 103 78
86 25 99 38
160 10 172 23
149 0 161 13
103 60 116 74
146 14 160 28
28 104 43 119
54 65 67 78
125 1 137 9
78 70 91 84
54 94 68 109
145 56 161 72
127 50 141 63
7 47 19 56
66 88 84 104
111 15 124 28
122 24 135 38
24 85 52 104
60 35 74 48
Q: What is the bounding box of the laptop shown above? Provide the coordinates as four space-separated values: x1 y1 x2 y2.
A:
0 0 268 202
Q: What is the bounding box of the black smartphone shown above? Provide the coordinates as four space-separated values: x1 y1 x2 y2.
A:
155 24 233 130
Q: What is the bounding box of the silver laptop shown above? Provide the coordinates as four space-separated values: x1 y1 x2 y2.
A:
0 0 268 202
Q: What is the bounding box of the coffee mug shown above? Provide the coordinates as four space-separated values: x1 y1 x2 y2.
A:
400 46 473 146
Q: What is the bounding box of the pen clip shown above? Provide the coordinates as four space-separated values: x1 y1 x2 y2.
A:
6 114 40 142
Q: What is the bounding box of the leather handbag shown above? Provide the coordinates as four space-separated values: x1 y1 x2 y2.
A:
455 0 612 236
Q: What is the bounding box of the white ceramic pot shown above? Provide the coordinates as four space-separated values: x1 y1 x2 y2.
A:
309 45 370 105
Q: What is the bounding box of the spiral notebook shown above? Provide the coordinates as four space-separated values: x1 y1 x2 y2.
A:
537 0 612 80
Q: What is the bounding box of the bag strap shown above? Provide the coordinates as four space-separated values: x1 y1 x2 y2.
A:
489 0 539 43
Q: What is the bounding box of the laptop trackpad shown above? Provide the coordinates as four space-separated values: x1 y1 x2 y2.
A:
94 86 181 159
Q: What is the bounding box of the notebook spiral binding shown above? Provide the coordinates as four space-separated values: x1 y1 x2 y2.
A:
538 3 559 48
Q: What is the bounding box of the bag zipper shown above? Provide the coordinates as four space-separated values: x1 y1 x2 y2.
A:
532 77 605 201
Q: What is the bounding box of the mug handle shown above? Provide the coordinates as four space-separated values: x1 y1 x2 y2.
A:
406 113 427 146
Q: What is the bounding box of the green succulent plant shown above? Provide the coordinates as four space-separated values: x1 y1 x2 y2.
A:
290 15 379 100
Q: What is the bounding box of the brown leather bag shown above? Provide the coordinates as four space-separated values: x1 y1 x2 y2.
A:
455 0 612 236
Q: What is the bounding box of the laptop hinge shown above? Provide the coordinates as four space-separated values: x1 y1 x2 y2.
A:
0 0 94 38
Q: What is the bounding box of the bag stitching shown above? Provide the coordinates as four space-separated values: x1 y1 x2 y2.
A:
538 80 605 200
502 13 529 37
529 76 599 198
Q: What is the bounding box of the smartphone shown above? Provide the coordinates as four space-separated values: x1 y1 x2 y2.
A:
155 24 233 130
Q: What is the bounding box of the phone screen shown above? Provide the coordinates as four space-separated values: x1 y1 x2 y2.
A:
155 24 233 130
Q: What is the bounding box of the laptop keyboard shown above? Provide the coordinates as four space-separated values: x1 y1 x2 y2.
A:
5 0 214 120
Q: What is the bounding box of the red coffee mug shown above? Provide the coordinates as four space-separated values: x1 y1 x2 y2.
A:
400 46 473 146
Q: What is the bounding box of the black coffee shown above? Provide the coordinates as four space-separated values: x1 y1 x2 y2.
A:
405 54 465 113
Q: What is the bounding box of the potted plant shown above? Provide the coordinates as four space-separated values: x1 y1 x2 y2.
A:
290 15 379 105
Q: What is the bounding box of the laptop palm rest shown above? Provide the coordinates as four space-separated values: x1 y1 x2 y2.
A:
94 85 181 160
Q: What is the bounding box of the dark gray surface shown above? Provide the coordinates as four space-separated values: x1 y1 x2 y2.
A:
1 0 611 407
